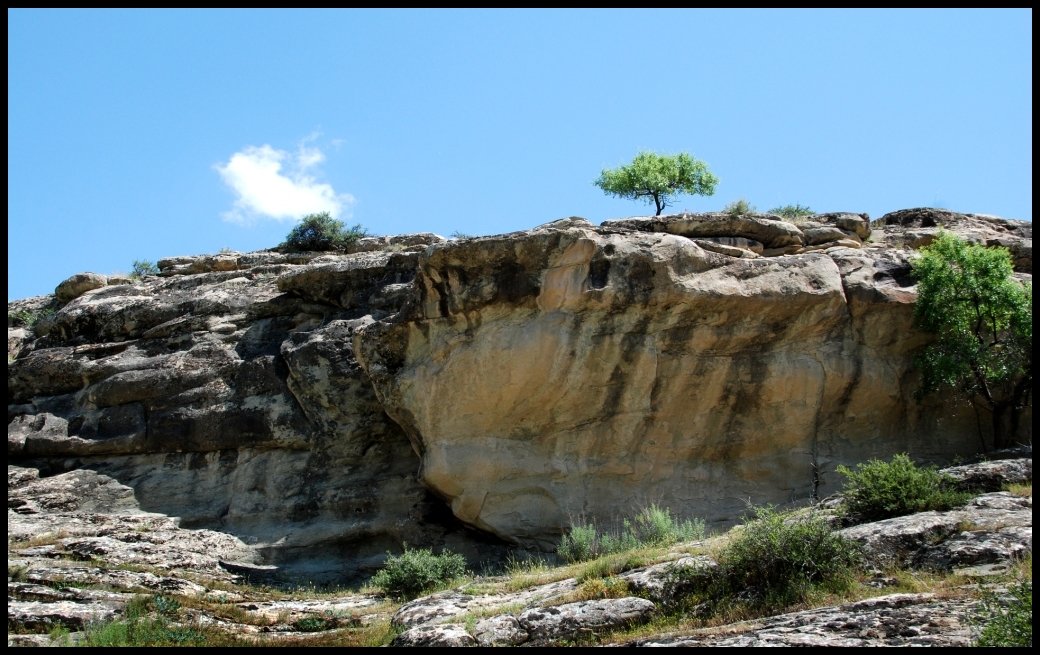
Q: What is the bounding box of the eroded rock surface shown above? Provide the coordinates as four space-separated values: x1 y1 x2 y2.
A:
355 212 1030 545
9 209 1032 569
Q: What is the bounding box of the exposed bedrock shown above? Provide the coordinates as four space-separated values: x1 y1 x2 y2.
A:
7 247 488 584
8 209 1032 562
355 215 1028 547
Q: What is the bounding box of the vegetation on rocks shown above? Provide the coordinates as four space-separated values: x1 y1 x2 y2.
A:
557 504 705 563
837 453 971 522
911 231 1032 451
280 211 369 252
973 578 1032 647
370 546 469 600
595 151 718 216
768 203 815 221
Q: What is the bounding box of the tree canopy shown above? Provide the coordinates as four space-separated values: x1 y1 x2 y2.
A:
911 231 1032 450
595 151 718 216
280 212 368 252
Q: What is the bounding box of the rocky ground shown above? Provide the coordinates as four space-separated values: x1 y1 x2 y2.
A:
8 457 1031 647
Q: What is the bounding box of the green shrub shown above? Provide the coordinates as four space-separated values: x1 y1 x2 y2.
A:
715 506 861 609
370 546 468 599
559 524 605 563
973 579 1032 646
557 505 705 563
723 198 756 216
837 453 971 523
280 212 368 252
130 260 159 279
292 616 334 632
768 204 814 221
9 307 55 329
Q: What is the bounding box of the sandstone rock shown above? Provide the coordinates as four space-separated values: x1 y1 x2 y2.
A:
391 577 582 628
604 212 804 249
804 225 860 246
814 212 872 240
628 593 977 646
474 614 529 646
352 232 447 254
693 238 760 258
838 491 1032 570
275 250 419 311
8 210 1033 580
876 208 1031 273
54 272 107 303
942 458 1032 492
619 555 717 604
8 599 121 631
355 220 994 545
390 623 476 647
517 596 656 642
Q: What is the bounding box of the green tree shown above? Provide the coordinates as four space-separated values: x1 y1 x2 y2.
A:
911 232 1032 450
280 212 368 252
595 151 718 216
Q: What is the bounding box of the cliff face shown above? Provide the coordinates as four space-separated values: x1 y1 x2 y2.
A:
7 209 1032 574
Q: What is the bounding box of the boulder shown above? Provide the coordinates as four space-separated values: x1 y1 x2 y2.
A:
54 272 106 302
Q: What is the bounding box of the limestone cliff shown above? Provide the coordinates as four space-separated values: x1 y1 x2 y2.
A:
7 209 1032 575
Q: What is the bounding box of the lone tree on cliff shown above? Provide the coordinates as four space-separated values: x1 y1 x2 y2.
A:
911 231 1032 451
595 151 719 216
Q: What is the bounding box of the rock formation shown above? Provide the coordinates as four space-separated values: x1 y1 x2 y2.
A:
7 208 1032 578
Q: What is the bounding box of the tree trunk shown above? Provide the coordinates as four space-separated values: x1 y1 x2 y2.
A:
653 195 664 216
990 401 1009 451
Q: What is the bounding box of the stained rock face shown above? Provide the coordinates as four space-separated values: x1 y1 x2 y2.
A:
355 213 1029 546
8 249 479 585
8 210 1032 566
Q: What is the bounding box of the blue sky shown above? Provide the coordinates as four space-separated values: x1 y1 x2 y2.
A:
8 9 1032 301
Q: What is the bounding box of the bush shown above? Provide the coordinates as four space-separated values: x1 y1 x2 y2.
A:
723 198 756 216
837 453 971 523
130 259 159 279
9 306 55 329
973 579 1032 646
370 546 468 599
715 506 861 608
768 204 814 221
557 505 705 563
280 212 369 252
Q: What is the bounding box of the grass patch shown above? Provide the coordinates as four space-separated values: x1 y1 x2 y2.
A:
1003 482 1032 498
558 504 705 563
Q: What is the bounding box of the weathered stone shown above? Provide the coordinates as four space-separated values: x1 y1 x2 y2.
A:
275 251 419 311
619 555 717 604
354 220 998 545
942 458 1032 492
390 623 476 647
804 225 860 246
518 597 656 641
473 614 529 646
8 599 122 631
838 491 1032 570
693 238 760 258
877 208 1031 273
8 210 1033 586
604 212 804 249
54 272 107 302
627 593 977 647
814 212 872 240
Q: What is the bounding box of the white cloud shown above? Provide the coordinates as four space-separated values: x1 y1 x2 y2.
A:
216 141 353 224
